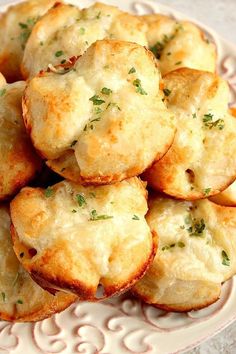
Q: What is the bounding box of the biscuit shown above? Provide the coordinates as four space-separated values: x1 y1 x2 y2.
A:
23 40 175 184
10 178 156 300
133 195 236 312
22 2 148 78
142 14 216 75
144 68 236 200
0 0 56 82
0 205 76 322
0 76 41 201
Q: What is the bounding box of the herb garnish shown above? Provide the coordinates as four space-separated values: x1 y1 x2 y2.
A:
133 79 147 95
175 61 182 65
55 50 64 57
0 89 6 97
79 27 85 35
89 95 105 105
163 88 171 97
44 187 54 198
162 242 185 251
187 218 205 237
76 193 86 207
89 209 113 221
203 113 225 130
128 67 136 74
18 17 39 49
17 299 23 304
1 292 5 302
203 188 211 196
101 87 112 95
192 113 197 119
132 215 140 220
70 140 77 147
222 250 230 266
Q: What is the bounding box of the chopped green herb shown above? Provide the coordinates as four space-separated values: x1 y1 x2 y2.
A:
89 192 96 198
95 107 102 114
175 61 182 65
70 140 77 147
106 102 121 111
150 33 175 59
76 194 86 207
162 245 170 251
203 113 225 130
61 59 66 64
177 241 185 248
40 41 44 46
1 292 5 302
133 79 147 95
101 87 112 95
128 67 136 74
222 250 230 266
192 113 197 119
96 11 101 19
180 225 185 229
203 188 211 196
55 50 64 57
0 89 6 97
18 17 39 49
89 209 113 221
44 187 54 198
163 88 171 97
17 299 23 304
167 52 172 56
79 27 85 35
89 95 105 105
188 219 205 237
19 22 28 29
132 215 140 220
72 209 77 213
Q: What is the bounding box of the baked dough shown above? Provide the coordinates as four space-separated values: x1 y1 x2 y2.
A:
10 178 156 300
22 2 148 78
0 0 56 82
0 205 76 322
144 68 236 200
0 75 41 201
23 40 175 184
142 14 216 75
132 195 236 312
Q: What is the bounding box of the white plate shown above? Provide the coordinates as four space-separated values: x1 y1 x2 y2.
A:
0 1 236 353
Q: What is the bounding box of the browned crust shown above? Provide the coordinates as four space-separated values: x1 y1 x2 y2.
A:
10 224 157 301
131 288 220 313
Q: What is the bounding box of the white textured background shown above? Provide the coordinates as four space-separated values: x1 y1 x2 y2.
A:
158 2 236 353
0 0 235 353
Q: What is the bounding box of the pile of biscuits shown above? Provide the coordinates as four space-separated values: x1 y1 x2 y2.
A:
0 0 236 322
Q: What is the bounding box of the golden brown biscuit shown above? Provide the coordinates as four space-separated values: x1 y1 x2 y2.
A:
142 14 216 75
0 75 41 201
0 0 56 82
144 68 236 200
132 195 236 312
0 204 76 322
10 178 156 300
22 2 148 78
23 40 175 184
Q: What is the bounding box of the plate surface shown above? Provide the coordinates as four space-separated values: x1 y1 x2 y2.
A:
0 1 236 353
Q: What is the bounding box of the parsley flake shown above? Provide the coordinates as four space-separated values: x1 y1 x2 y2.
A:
203 113 225 130
89 209 113 221
101 87 112 95
89 95 105 105
0 89 6 97
175 61 182 65
70 140 77 147
132 215 140 220
203 188 211 196
177 241 185 248
222 250 230 266
192 113 197 119
1 292 5 302
133 79 147 95
44 187 54 198
163 88 171 97
76 194 86 207
128 67 136 74
17 299 23 304
79 27 85 35
55 50 64 57
188 219 205 237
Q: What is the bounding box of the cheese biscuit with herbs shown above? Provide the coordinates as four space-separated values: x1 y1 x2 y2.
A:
23 40 175 184
0 205 76 322
0 0 56 82
10 178 156 300
144 68 236 200
132 195 236 312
